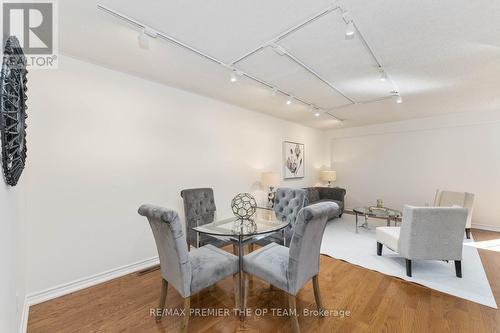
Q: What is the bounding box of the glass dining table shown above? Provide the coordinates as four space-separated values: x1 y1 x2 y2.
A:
192 207 289 320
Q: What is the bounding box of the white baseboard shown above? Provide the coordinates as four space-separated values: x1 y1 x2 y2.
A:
19 298 29 333
472 223 500 233
19 256 159 333
26 256 159 306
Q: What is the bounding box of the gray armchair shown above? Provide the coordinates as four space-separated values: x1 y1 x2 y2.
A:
257 187 308 247
376 205 468 277
180 188 227 249
138 204 238 332
243 202 339 333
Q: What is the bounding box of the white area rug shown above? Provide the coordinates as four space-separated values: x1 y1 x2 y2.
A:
320 214 498 308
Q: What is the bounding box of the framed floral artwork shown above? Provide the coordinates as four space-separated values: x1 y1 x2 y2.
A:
283 141 305 179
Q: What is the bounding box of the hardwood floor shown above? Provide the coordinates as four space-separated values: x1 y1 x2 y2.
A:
27 229 500 333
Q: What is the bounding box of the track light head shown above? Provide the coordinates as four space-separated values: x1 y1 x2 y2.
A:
314 111 321 117
380 71 387 82
345 21 355 40
271 88 278 96
138 29 149 49
396 95 403 104
229 70 243 83
137 27 158 50
286 96 293 105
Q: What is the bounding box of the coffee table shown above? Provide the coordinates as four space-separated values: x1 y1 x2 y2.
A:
353 207 402 233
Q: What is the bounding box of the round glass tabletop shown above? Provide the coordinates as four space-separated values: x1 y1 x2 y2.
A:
353 206 402 218
192 208 289 237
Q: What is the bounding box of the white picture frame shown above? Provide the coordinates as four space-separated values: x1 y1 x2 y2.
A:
283 141 305 179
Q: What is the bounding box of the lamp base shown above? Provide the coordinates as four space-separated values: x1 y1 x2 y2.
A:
267 187 276 208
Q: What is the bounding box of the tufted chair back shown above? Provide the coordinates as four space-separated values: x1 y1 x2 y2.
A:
287 202 338 294
181 188 217 248
138 204 191 298
273 188 308 229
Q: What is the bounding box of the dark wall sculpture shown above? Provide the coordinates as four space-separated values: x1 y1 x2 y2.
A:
0 36 28 186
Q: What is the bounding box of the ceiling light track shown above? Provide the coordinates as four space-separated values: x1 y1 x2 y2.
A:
230 5 341 65
283 51 355 103
97 4 222 66
341 13 400 99
97 4 343 122
231 3 401 107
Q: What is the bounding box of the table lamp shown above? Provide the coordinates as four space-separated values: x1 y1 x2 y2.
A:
261 172 280 208
320 170 337 187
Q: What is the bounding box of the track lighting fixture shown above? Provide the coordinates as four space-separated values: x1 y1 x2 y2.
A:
345 21 355 39
99 3 406 124
230 70 242 83
380 71 387 82
137 27 158 49
138 29 149 49
271 43 287 56
230 73 237 83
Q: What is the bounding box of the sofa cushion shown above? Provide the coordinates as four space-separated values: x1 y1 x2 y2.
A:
306 188 320 203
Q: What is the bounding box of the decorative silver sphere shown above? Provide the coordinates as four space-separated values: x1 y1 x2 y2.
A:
231 193 257 219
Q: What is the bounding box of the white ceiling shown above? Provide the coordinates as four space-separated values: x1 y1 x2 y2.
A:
59 0 500 129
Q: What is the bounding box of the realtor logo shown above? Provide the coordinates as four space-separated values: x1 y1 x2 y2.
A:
1 1 58 68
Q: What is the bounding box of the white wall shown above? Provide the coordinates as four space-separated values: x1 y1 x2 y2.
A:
327 110 500 231
0 182 25 333
24 55 328 295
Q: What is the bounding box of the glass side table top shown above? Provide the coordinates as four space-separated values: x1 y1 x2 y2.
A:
353 206 402 218
193 208 288 237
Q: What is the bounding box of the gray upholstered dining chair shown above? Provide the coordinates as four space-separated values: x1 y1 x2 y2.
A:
181 188 227 249
138 204 238 332
243 202 339 333
376 205 468 277
257 187 308 247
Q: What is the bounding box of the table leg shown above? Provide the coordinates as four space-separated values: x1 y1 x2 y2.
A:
238 235 244 321
387 216 390 227
355 213 358 233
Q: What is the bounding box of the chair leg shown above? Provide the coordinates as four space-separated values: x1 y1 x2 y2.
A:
377 242 383 256
156 278 168 322
187 243 191 252
405 259 412 277
455 260 462 278
244 273 249 309
233 273 239 308
312 275 325 317
288 294 301 333
465 228 471 239
232 244 239 256
247 243 254 253
181 297 190 333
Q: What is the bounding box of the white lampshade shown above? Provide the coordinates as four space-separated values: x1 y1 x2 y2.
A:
320 170 337 182
261 172 280 187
